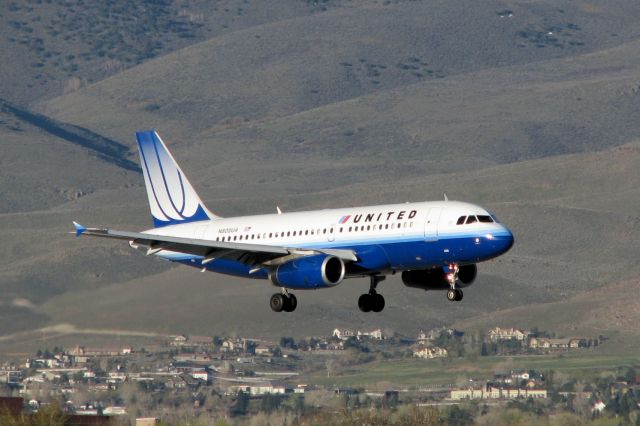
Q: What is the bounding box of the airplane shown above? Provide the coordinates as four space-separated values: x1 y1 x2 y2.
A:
73 130 514 313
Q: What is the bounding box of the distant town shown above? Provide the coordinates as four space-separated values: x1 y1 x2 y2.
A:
2 325 637 425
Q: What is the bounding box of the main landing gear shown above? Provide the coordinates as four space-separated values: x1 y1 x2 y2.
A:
446 264 463 302
358 275 386 313
270 290 297 312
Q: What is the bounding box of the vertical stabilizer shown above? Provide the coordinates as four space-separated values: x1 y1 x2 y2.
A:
136 130 218 228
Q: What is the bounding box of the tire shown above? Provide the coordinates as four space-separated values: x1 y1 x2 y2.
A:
447 289 457 302
270 294 286 312
358 294 372 312
372 294 385 312
455 289 463 301
284 294 297 312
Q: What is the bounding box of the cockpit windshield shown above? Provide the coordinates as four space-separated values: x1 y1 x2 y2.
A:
456 215 495 225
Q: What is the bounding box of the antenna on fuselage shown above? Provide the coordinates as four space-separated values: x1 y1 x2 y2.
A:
444 193 449 201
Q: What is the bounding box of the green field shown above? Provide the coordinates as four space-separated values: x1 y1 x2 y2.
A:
307 353 640 389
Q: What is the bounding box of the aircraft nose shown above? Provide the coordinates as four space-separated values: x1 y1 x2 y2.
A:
499 225 515 253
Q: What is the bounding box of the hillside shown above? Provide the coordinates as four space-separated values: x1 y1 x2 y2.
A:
0 0 318 105
0 142 634 346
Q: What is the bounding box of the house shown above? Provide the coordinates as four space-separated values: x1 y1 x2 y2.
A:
333 328 355 340
357 329 387 340
221 338 249 353
418 327 459 344
191 371 212 384
413 346 448 359
254 345 273 356
487 327 530 342
170 335 188 346
450 385 547 400
530 337 587 350
231 382 292 396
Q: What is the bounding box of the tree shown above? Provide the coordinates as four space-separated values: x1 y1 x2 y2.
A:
232 392 249 416
481 342 488 356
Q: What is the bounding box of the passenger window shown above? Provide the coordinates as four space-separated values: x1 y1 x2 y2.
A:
340 227 343 233
466 216 478 224
305 230 309 235
269 233 272 238
456 216 466 225
367 225 370 231
478 215 493 223
323 229 327 234
349 226 352 232
385 224 389 229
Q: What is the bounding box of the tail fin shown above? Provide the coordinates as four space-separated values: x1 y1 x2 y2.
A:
136 130 218 228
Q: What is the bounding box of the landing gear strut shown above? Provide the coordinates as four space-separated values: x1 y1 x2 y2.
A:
445 264 463 302
358 275 386 312
270 289 297 312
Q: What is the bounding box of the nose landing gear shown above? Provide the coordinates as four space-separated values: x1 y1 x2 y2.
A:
446 264 463 302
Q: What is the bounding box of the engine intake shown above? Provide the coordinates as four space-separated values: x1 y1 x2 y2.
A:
269 255 345 289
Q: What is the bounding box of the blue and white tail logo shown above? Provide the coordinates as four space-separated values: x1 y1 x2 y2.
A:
136 130 218 228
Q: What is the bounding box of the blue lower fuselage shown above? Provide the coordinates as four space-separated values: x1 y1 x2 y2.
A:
170 229 514 282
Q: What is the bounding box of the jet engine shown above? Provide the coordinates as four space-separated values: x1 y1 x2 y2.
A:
401 264 477 290
457 264 477 287
269 255 345 289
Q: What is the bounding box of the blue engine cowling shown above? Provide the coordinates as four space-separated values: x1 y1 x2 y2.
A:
401 264 477 290
269 255 345 289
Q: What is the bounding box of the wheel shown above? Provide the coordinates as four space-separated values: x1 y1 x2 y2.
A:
455 289 463 301
372 293 385 312
270 293 286 312
447 289 457 302
284 294 297 312
358 294 372 312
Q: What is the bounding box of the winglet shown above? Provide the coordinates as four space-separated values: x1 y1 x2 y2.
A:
72 221 86 237
276 206 282 215
444 193 449 201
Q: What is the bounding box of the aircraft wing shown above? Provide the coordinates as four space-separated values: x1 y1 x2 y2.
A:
72 222 358 268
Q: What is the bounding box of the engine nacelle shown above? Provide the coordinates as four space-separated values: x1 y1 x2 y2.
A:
458 264 477 288
269 255 345 289
401 264 477 290
401 268 448 291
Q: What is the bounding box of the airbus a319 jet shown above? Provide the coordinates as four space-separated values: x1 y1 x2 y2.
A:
73 131 514 313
